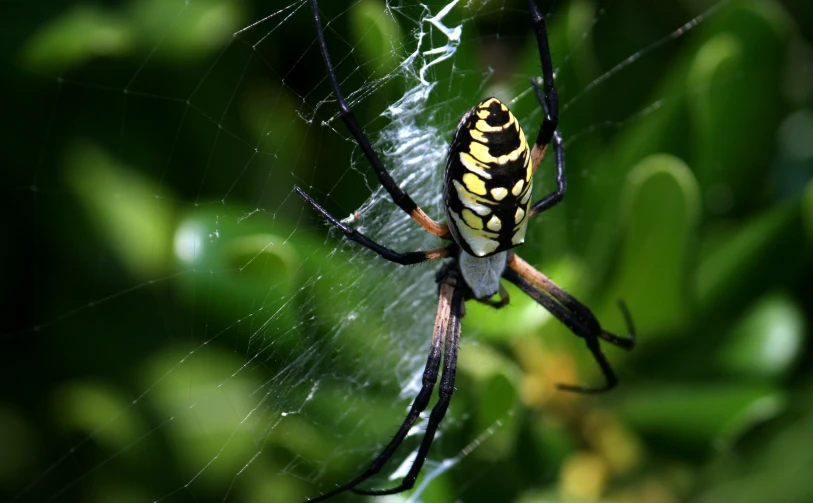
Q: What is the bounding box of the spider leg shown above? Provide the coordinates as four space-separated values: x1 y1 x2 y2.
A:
309 0 450 238
529 78 566 217
305 271 462 502
526 0 567 218
508 253 635 349
296 186 453 265
503 253 636 393
354 272 464 496
477 282 510 309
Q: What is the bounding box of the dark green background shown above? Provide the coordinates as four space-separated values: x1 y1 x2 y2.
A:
2 0 813 502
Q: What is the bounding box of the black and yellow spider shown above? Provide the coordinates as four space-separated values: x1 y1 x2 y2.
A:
296 0 636 500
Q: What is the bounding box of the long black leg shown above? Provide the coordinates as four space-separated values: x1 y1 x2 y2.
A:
529 77 566 217
355 276 464 495
508 253 635 349
504 254 636 393
526 0 567 218
309 0 449 238
503 267 616 393
305 275 459 502
295 186 453 265
528 0 558 152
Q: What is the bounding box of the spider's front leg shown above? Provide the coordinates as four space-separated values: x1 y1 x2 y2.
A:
309 0 450 238
525 0 567 219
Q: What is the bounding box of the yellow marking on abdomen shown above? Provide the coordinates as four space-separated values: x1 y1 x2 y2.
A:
490 187 508 201
469 142 498 163
459 152 492 179
512 179 524 196
480 98 500 108
450 211 500 257
462 209 483 230
520 185 533 204
462 172 487 195
515 207 526 224
511 224 527 246
470 138 528 166
486 215 502 231
453 180 492 215
474 111 516 132
475 119 506 133
449 210 500 257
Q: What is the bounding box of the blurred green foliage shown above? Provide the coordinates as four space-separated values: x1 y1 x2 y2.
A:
2 0 813 502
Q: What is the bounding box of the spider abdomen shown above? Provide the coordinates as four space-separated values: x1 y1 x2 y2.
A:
444 98 533 257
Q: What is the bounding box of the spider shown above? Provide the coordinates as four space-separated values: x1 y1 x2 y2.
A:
296 0 636 500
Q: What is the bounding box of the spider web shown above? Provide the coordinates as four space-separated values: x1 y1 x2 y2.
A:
0 0 727 502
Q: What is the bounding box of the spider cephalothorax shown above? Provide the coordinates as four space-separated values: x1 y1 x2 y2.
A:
296 0 636 501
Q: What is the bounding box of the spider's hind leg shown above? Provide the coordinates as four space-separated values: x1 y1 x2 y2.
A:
503 252 636 393
304 263 465 502
354 267 466 496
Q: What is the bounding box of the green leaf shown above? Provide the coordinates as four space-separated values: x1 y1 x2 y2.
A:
804 178 813 243
695 201 804 316
686 32 743 215
53 381 142 451
21 5 132 73
697 407 813 503
241 83 313 183
141 346 262 484
717 292 805 380
611 154 700 335
128 0 243 60
172 207 303 332
64 141 174 279
615 384 784 448
349 0 402 78
460 344 520 459
0 405 38 484
687 1 790 214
